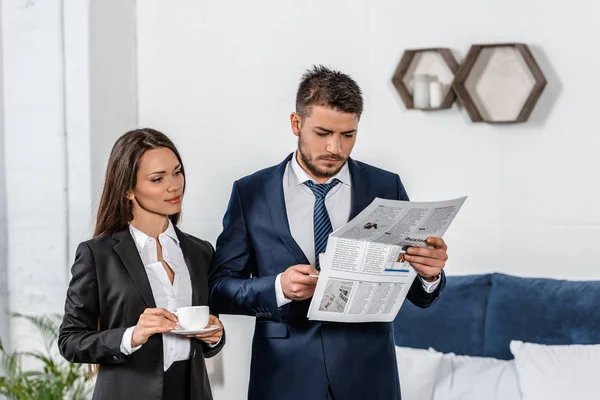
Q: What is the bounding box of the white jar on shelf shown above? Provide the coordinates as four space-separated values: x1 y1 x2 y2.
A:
412 74 430 109
429 81 444 108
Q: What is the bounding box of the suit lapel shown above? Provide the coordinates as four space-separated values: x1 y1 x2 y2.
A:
113 229 157 308
348 158 371 221
262 153 309 265
176 228 202 306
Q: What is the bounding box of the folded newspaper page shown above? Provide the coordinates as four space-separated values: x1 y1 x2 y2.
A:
307 196 467 323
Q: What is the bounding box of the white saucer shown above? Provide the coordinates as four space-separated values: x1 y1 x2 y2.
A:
170 325 220 335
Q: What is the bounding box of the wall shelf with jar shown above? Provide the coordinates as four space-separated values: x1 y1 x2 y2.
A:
391 48 460 111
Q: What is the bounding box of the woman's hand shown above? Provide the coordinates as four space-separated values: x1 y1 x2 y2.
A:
131 308 178 347
187 314 223 345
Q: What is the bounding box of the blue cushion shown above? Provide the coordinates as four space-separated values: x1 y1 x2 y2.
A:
394 274 492 356
483 273 600 359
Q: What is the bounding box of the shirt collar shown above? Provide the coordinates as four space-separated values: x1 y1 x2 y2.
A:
129 218 180 249
288 150 352 188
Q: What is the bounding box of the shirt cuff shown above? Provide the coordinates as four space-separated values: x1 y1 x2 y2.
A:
275 273 293 307
120 326 143 355
207 336 222 348
419 275 441 294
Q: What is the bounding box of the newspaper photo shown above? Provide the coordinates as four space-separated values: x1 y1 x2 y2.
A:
307 196 467 323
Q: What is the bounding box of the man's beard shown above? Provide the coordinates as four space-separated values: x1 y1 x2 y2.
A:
298 139 347 178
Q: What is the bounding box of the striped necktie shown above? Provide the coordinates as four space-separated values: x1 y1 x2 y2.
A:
304 179 341 270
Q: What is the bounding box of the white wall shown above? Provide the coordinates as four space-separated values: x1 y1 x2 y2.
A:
61 0 139 249
137 1 600 398
89 0 138 206
366 1 600 279
137 0 600 278
0 0 8 346
1 0 69 347
63 0 94 255
0 0 138 354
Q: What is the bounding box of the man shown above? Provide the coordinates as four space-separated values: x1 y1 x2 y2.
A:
208 65 448 400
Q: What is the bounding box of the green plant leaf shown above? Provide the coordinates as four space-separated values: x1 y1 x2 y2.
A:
0 314 93 400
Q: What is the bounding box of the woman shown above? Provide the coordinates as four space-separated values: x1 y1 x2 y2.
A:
59 128 225 400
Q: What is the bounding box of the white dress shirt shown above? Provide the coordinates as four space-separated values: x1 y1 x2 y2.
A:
275 151 440 307
120 220 192 371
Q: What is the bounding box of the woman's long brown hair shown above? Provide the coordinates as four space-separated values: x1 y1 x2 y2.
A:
88 128 184 377
93 128 185 238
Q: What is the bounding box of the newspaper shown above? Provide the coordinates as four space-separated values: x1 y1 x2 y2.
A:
307 196 467 323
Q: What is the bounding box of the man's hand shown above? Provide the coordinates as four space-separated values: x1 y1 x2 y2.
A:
405 237 448 282
280 264 319 301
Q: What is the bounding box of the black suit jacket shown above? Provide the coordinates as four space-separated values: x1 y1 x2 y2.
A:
58 226 224 400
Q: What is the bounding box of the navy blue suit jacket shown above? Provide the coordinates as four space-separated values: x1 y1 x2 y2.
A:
209 154 446 400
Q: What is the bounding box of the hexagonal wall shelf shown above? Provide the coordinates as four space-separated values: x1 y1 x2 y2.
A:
392 48 460 110
452 43 547 123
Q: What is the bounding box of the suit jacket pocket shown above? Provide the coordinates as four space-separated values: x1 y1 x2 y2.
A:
254 321 289 339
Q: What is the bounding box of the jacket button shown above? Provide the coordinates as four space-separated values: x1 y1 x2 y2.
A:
113 355 118 361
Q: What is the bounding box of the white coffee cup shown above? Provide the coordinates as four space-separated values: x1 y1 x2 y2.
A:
174 306 209 330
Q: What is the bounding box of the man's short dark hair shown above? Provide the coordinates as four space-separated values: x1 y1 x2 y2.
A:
295 65 363 119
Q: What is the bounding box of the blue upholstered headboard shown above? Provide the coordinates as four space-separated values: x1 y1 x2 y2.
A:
393 273 600 359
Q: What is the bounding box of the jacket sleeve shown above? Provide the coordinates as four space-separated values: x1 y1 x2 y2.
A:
202 327 226 358
208 181 281 321
58 242 128 365
407 271 446 308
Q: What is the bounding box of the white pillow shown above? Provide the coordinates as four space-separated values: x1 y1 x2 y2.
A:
395 346 443 400
510 340 600 399
432 351 521 400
